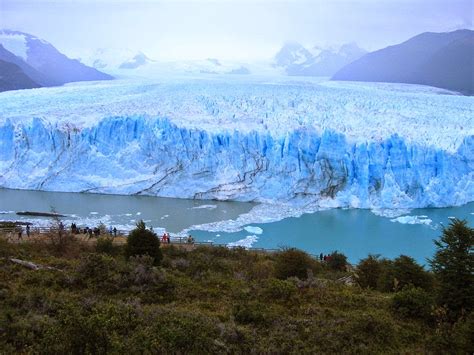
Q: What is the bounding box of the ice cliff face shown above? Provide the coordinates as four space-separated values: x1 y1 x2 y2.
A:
0 78 472 209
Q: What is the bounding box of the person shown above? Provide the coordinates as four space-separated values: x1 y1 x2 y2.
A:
59 221 64 231
113 227 117 237
187 234 194 244
167 232 171 244
323 255 327 262
17 226 22 240
162 233 167 243
88 227 93 239
319 253 323 261
109 226 113 235
26 224 30 238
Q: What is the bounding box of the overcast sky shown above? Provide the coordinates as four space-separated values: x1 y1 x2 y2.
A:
1 0 472 60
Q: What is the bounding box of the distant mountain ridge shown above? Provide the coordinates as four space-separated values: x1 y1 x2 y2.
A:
0 29 113 92
274 41 367 77
333 29 474 95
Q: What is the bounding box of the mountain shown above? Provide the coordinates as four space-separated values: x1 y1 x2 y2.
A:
274 41 313 67
0 44 53 86
0 59 40 92
332 30 474 95
119 52 153 69
274 42 367 77
0 29 113 85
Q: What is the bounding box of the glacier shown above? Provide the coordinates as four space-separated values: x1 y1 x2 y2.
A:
0 77 473 210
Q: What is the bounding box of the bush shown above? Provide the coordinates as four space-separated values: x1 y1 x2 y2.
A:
392 255 433 291
392 286 434 321
74 253 120 292
125 220 162 265
356 254 384 289
378 256 432 292
233 302 267 325
96 236 115 255
274 248 316 280
327 251 348 271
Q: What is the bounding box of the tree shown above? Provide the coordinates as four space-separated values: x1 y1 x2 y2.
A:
357 254 384 289
429 219 474 320
391 255 433 291
125 220 162 265
327 251 348 271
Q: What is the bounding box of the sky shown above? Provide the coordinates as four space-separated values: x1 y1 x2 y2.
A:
0 0 472 61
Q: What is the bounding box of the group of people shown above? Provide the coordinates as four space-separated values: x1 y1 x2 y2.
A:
70 223 118 238
161 232 171 243
16 224 31 239
319 253 333 262
160 232 195 245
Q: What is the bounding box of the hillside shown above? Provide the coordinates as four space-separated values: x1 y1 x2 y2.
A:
0 59 40 92
0 234 470 353
333 29 474 95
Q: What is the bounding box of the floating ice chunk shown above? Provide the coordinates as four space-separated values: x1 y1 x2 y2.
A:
390 215 432 226
244 226 263 235
0 210 15 214
227 235 258 249
448 216 456 219
371 209 411 218
125 213 132 216
136 212 141 215
191 204 218 210
90 212 99 215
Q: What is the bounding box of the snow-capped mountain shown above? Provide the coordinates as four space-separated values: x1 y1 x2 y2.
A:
119 52 154 69
274 41 313 67
274 42 367 77
0 29 113 85
0 78 472 210
0 44 51 87
78 48 154 71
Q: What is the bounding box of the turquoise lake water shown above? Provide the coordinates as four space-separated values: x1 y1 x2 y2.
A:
1 188 473 264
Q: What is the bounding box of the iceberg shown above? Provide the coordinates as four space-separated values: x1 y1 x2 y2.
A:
0 77 472 211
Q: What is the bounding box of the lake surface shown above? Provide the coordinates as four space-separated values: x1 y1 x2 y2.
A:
1 188 473 264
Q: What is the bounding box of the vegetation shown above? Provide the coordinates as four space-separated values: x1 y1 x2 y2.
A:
430 218 474 320
124 221 162 265
0 219 472 353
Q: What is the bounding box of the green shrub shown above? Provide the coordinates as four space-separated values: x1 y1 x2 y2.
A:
327 251 348 271
392 286 434 321
378 256 432 292
356 254 384 289
233 302 267 325
125 220 162 265
274 248 316 280
74 253 121 292
96 236 115 255
392 255 433 291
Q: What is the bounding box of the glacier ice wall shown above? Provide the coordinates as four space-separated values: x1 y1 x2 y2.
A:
0 115 472 209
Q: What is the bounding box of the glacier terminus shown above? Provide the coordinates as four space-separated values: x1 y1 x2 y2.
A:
0 76 473 211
